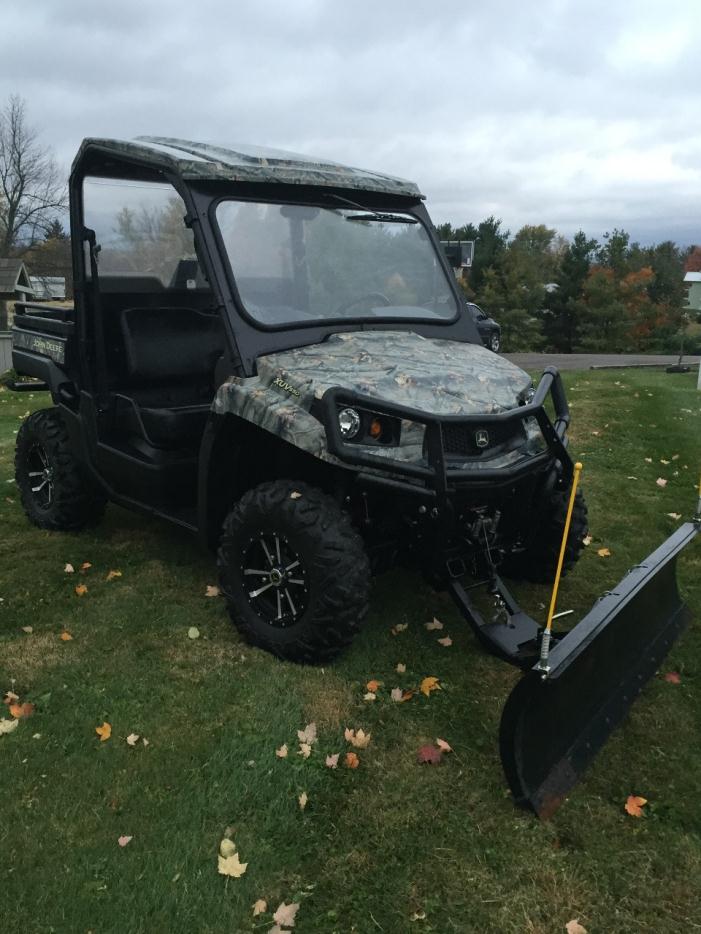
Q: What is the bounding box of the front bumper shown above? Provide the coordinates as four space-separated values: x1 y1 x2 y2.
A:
321 367 572 497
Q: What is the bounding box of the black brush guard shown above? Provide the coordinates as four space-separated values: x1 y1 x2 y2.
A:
322 371 698 817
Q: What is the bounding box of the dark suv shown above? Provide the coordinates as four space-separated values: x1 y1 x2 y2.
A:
467 302 500 353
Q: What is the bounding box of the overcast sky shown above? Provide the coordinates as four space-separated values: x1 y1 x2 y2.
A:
1 0 699 245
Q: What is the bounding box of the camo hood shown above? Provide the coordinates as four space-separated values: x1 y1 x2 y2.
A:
256 330 530 415
213 331 535 470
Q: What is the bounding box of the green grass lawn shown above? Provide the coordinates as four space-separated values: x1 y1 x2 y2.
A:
1 370 700 934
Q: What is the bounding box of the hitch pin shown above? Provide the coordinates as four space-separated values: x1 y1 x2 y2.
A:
536 461 583 677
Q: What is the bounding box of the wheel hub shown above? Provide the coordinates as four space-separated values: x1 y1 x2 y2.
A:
27 444 54 509
241 533 309 627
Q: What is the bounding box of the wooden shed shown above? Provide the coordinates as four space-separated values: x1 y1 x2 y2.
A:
0 258 36 329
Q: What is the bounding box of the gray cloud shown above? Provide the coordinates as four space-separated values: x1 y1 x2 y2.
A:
1 0 699 244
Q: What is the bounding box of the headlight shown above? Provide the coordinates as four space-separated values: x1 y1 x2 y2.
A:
338 407 361 439
520 385 536 406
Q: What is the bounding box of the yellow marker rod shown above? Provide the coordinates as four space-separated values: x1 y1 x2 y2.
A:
696 468 701 520
537 461 584 672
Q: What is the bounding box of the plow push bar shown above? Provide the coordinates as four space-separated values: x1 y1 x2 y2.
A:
499 519 699 818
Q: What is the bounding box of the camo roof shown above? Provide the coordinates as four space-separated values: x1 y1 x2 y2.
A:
73 137 423 198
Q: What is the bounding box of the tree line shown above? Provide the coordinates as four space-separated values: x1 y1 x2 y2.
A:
437 218 700 354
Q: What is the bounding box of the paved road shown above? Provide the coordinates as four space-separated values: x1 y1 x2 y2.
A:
505 352 701 371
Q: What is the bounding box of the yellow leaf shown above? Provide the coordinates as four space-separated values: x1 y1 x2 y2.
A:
366 679 381 692
80 562 92 572
437 635 452 647
60 630 73 641
298 791 308 810
396 662 406 673
298 742 312 759
0 718 19 736
217 852 247 878
597 547 611 557
290 491 302 499
436 738 453 753
656 477 667 488
106 570 122 581
325 753 339 768
344 728 371 748
425 618 443 631
420 677 441 697
297 722 317 745
363 692 376 702
565 921 588 934
391 623 408 635
205 584 220 597
276 743 288 758
582 534 592 546
252 899 267 917
219 838 236 858
74 584 88 596
64 563 75 574
126 733 139 746
624 794 648 817
95 721 112 742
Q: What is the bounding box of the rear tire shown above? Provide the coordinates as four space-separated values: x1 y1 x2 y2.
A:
218 479 371 663
501 489 588 584
15 408 107 531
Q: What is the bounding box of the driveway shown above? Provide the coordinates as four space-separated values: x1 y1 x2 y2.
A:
505 352 701 371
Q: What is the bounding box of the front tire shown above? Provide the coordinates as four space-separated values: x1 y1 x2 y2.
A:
489 333 501 353
218 480 371 663
501 488 588 584
15 408 107 531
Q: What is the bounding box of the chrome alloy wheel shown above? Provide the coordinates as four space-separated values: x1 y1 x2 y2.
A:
26 443 54 510
241 533 309 627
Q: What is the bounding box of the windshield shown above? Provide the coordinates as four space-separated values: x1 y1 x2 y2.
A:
215 201 459 327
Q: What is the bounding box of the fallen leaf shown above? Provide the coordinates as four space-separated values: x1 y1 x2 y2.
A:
417 744 442 764
391 622 408 635
437 635 453 647
3 691 19 705
344 728 371 748
396 663 406 673
269 927 286 934
117 835 132 847
218 852 248 878
660 459 670 465
205 585 220 597
436 738 453 753
644 457 653 463
219 837 237 858
9 702 34 719
297 722 317 745
95 721 112 742
400 689 414 702
0 718 19 736
363 692 376 702
425 618 443 631
64 563 75 574
344 751 360 769
276 743 288 758
106 570 122 581
80 562 92 572
390 687 404 702
656 477 668 488
252 899 267 916
60 630 73 641
21 626 33 634
626 476 638 480
582 534 592 546
597 547 611 557
410 911 427 922
565 921 588 934
667 512 682 520
273 902 300 928
325 753 339 768
420 677 441 697
187 627 200 640
366 679 381 692
298 791 308 811
126 733 140 746
298 743 312 759
74 584 88 597
664 671 681 684
624 795 648 817
142 737 149 747
290 491 302 500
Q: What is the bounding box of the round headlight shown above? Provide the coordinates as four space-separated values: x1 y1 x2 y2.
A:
338 407 361 439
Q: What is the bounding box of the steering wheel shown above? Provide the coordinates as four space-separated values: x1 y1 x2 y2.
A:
333 292 391 316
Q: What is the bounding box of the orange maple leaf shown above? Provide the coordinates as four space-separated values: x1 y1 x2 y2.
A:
344 752 360 769
95 722 112 742
9 702 34 719
624 795 647 817
420 676 441 697
366 680 381 693
74 584 88 597
60 631 73 641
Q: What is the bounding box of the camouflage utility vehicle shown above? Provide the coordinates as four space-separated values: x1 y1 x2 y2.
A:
10 138 698 817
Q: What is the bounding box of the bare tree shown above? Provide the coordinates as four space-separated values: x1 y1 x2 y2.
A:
0 95 67 254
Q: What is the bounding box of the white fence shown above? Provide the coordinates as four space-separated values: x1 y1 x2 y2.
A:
0 332 12 373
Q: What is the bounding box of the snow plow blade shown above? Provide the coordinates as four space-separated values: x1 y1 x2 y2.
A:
499 521 698 819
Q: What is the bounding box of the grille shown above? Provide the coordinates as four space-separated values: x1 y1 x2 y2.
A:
439 421 523 458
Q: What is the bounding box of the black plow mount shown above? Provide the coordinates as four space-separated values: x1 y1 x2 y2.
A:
449 521 699 819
